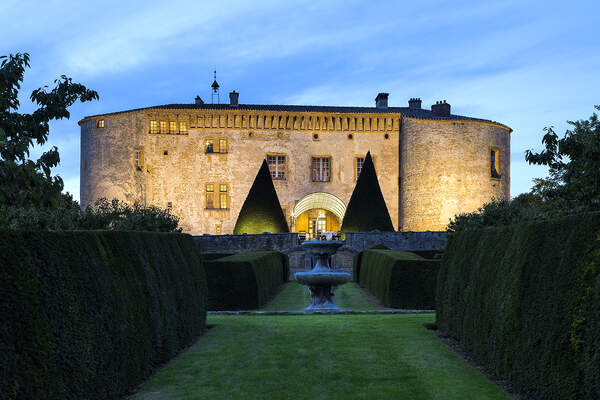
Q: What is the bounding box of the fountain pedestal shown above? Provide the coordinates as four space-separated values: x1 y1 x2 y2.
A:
295 240 351 311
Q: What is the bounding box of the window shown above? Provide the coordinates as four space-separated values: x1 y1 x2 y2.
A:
179 122 187 134
491 148 501 178
205 139 214 153
312 157 331 182
163 150 168 156
169 121 177 134
356 157 365 180
206 184 214 208
96 119 105 128
150 120 159 134
134 150 144 171
167 202 172 209
160 121 168 134
219 184 228 209
219 139 228 153
267 155 286 180
215 224 222 234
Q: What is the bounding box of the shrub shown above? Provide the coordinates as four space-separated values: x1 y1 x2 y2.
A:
341 151 394 232
436 213 600 399
0 231 206 400
204 250 289 310
233 160 289 234
355 249 439 309
352 244 389 281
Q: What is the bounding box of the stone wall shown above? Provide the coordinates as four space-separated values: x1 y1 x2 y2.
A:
399 118 510 231
193 232 298 253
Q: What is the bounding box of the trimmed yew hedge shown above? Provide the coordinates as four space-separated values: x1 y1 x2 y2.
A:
0 231 207 400
436 213 600 400
205 250 289 310
355 249 439 309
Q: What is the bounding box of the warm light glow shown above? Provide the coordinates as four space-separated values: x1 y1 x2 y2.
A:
293 192 346 222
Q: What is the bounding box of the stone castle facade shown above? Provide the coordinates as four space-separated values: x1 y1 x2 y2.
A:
79 91 511 235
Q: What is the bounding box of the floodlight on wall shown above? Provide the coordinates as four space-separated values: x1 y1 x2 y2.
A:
292 192 346 222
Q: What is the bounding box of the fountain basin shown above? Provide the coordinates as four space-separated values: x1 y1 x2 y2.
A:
294 240 351 311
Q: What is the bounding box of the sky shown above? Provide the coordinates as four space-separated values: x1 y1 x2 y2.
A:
2 0 598 202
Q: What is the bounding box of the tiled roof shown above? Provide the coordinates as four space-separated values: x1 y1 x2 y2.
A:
80 103 511 129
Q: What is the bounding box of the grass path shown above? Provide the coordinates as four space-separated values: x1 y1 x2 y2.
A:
129 314 511 400
261 281 390 311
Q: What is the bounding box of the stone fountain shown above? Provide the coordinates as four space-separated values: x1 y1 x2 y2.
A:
295 240 352 311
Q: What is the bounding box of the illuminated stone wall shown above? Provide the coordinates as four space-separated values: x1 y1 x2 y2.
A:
80 107 510 234
399 118 510 231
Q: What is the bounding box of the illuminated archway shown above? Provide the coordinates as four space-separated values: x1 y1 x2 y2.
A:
292 192 346 222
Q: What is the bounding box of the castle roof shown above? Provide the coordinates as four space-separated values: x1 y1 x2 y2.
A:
79 103 511 131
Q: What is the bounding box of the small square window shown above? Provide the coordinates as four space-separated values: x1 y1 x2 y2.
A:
312 157 331 182
267 155 286 180
220 184 227 192
96 119 105 128
160 121 168 134
163 150 168 156
150 120 158 134
167 202 172 208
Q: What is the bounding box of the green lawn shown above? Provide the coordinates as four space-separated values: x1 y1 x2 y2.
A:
261 281 390 311
129 314 511 400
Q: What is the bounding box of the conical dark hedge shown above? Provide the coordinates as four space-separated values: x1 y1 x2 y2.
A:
233 159 290 234
341 151 394 232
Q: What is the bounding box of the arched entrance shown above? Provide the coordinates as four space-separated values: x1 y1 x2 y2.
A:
292 193 346 238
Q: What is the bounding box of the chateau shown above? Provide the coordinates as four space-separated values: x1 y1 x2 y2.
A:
79 86 511 235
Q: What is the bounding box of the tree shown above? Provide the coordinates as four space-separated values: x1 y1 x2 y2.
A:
525 105 600 211
233 159 289 234
0 53 98 208
341 151 394 232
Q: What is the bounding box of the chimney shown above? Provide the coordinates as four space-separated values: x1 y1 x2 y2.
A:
408 98 421 109
195 96 204 105
375 92 389 109
229 90 239 106
431 100 451 116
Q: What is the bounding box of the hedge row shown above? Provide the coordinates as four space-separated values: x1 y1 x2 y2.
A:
0 231 207 400
436 213 600 399
205 250 289 310
354 249 440 309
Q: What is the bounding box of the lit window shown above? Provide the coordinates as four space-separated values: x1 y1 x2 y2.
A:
160 121 168 134
96 119 105 128
267 155 286 180
312 157 331 182
356 157 365 179
219 138 227 153
150 120 158 134
167 202 172 209
179 122 187 134
219 184 228 209
169 121 177 134
491 149 501 178
215 224 222 234
206 184 214 208
205 139 214 153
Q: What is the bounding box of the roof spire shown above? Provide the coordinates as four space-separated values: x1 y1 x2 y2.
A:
211 68 220 104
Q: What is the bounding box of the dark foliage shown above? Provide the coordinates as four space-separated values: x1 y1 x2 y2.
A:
352 244 389 281
204 250 289 310
355 249 439 309
0 197 181 232
233 160 289 234
0 231 207 400
341 151 394 232
436 213 600 399
0 53 98 209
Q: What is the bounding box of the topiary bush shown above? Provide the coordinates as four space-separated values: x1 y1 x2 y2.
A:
204 249 289 310
233 160 289 234
0 231 206 400
352 244 389 281
436 212 600 399
355 249 439 309
341 151 394 232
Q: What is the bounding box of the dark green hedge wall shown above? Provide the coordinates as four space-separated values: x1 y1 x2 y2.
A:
355 249 439 309
0 231 207 400
436 213 600 400
205 250 289 310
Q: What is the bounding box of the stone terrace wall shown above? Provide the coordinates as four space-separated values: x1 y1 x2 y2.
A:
193 233 298 253
194 231 448 271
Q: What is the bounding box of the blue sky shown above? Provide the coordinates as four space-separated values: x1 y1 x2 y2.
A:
2 0 598 202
